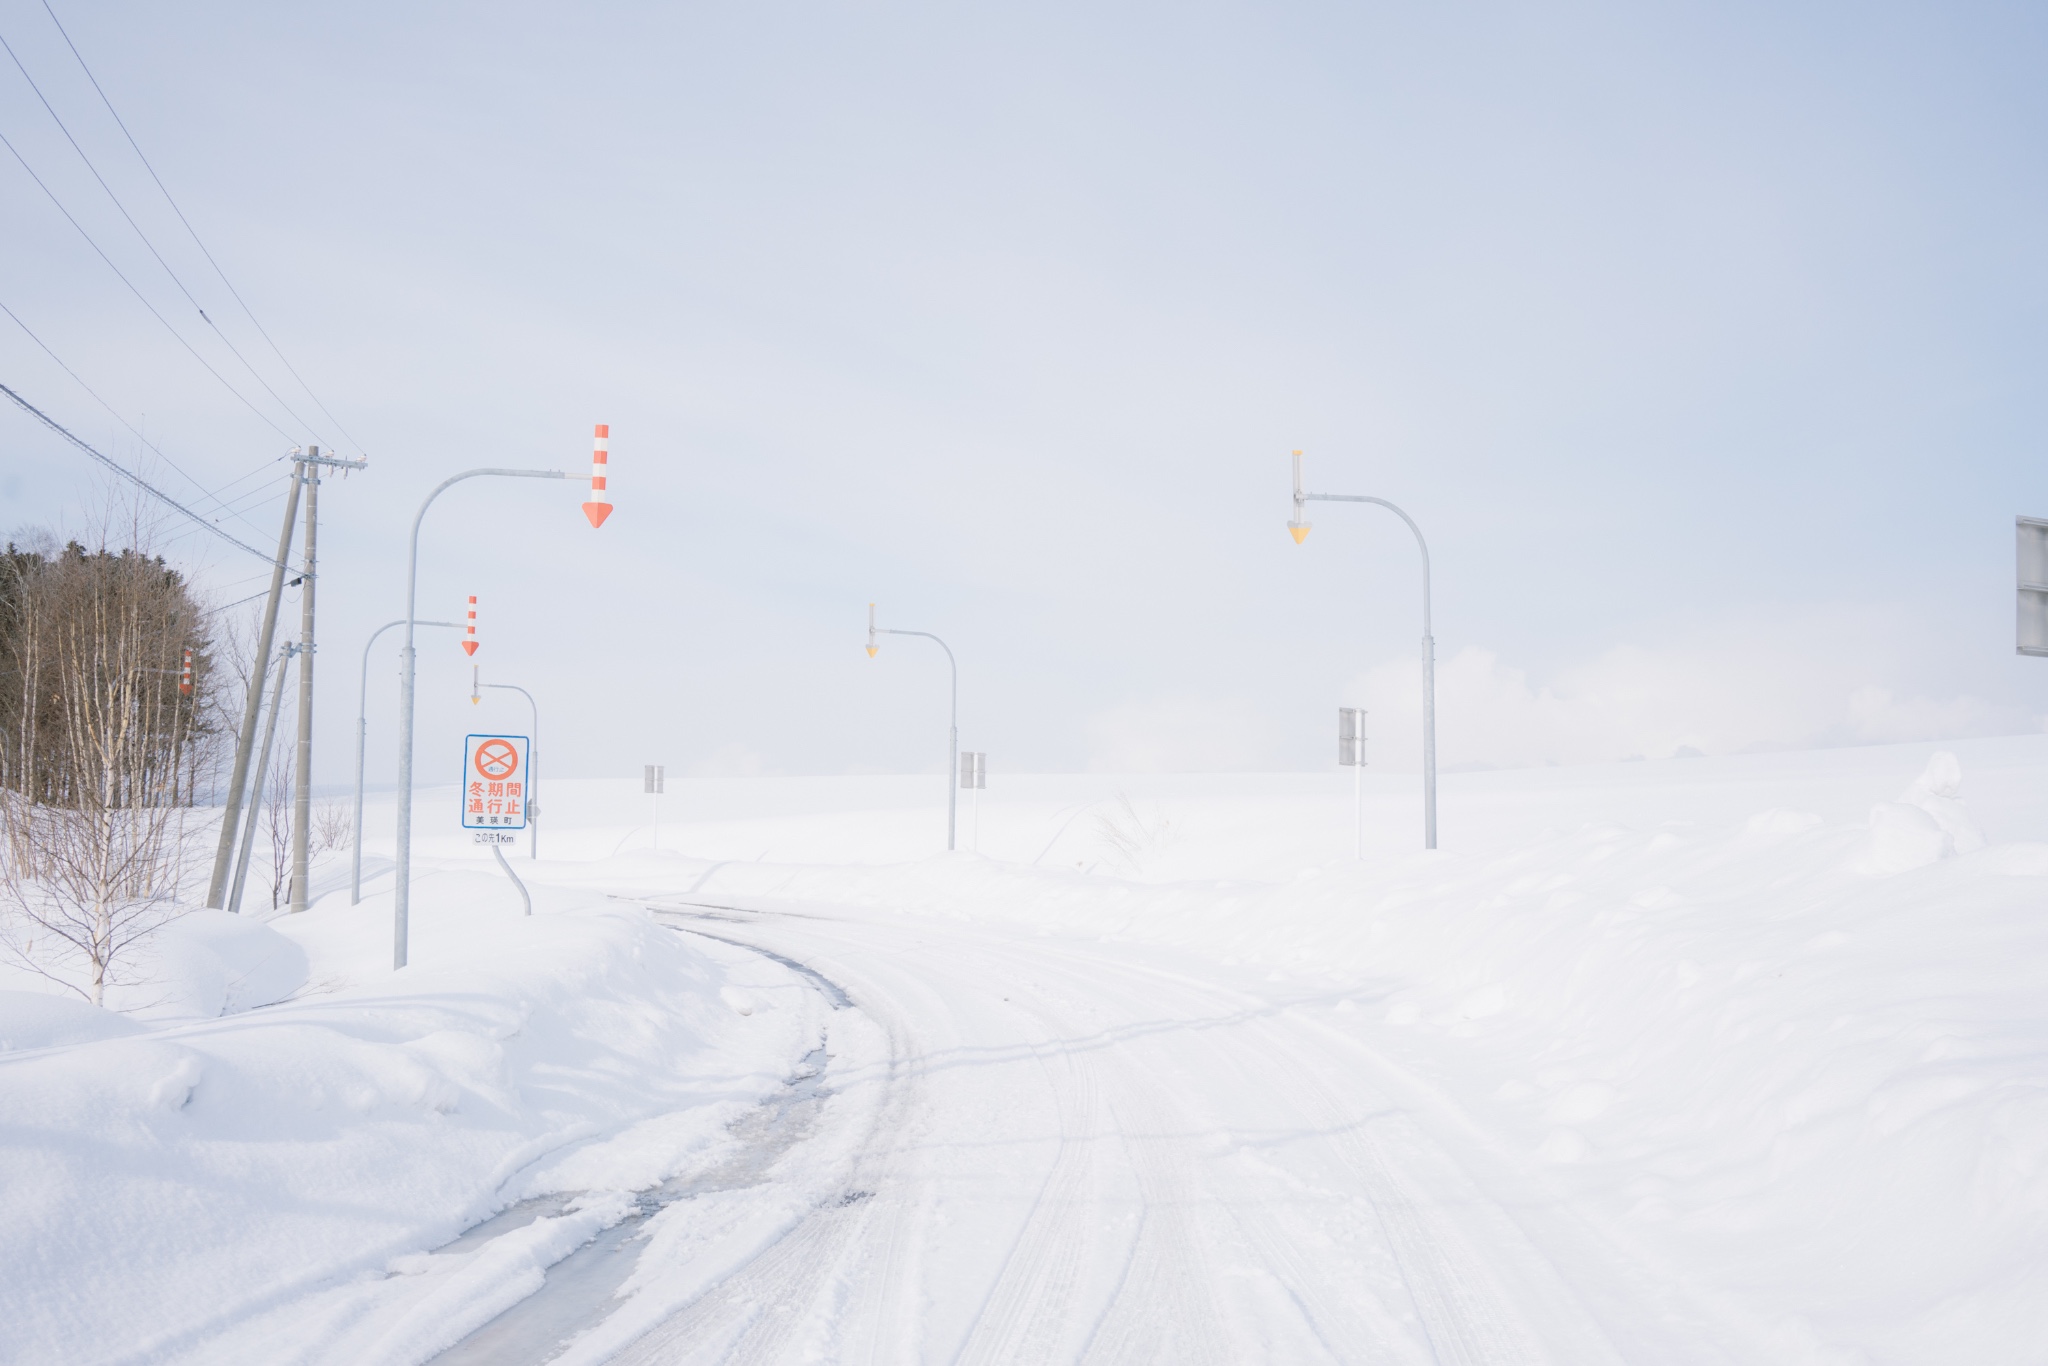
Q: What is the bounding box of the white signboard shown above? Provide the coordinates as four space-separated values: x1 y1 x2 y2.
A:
2020 517 2048 657
462 733 530 830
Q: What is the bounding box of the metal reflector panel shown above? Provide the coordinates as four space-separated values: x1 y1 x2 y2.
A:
959 751 986 789
2020 518 2048 657
643 764 665 794
1337 708 1367 767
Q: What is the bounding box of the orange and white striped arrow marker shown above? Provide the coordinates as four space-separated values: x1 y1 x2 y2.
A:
178 647 193 696
462 595 479 657
582 424 612 528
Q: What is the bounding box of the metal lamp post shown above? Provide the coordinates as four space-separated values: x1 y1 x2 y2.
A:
394 468 572 969
479 681 541 860
867 603 960 851
352 618 460 904
1289 449 1438 851
354 622 462 909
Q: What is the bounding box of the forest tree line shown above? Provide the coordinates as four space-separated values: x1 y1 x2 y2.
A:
0 537 223 810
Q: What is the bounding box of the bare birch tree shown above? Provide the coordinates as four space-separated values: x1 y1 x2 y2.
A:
261 742 292 911
0 522 215 1005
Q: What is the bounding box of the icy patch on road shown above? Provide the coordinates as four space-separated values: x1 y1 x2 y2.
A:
428 1044 837 1365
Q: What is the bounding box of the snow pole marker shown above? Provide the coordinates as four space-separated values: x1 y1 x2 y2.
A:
462 595 479 657
179 647 193 696
582 424 612 528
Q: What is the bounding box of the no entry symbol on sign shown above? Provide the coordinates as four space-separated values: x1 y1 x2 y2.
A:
462 733 529 831
474 738 520 780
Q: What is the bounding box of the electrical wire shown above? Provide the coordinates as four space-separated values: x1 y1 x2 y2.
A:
200 462 283 507
37 0 369 458
0 29 326 448
202 586 275 617
0 124 300 445
0 378 285 569
0 292 275 536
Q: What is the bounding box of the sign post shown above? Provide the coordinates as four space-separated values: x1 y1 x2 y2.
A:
2018 517 2048 656
644 764 665 853
464 733 532 915
1338 707 1367 859
960 751 986 851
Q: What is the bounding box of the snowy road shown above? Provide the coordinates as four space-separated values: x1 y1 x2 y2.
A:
442 895 1698 1365
13 750 2038 1364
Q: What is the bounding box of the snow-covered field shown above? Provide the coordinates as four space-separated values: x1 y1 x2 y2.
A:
4 735 2046 1363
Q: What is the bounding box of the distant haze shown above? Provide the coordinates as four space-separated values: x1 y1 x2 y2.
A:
3 1 2045 780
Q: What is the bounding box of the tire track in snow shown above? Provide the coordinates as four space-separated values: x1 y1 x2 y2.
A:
950 1005 1106 1365
599 933 922 1366
616 905 1633 1363
1247 1007 1631 1366
990 937 1620 1366
1074 1068 1227 1366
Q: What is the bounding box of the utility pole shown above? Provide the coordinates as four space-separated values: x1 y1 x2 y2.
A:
207 460 303 908
228 645 295 916
289 453 318 912
286 448 366 913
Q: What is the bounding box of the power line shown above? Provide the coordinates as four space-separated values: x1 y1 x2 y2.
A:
211 478 295 522
0 379 285 569
37 0 369 458
0 124 300 445
203 586 278 617
0 28 326 447
201 461 285 507
0 292 275 536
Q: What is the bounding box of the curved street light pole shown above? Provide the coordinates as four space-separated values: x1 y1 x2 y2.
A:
1290 451 1437 851
867 606 959 851
395 469 567 968
352 617 460 904
478 681 540 860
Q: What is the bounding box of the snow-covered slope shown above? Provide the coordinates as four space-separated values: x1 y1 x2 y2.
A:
0 895 820 1366
552 738 2048 1362
4 736 2043 1364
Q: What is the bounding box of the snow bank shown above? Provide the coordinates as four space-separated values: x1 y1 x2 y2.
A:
130 909 312 1018
602 748 2048 1364
0 991 145 1052
0 893 816 1366
0 905 307 1021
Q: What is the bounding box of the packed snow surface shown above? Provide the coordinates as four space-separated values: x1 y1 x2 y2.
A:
4 735 2045 1364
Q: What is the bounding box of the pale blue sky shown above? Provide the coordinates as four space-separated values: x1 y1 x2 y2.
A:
3 1 2046 780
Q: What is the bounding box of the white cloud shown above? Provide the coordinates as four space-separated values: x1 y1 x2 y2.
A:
1349 643 2039 772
